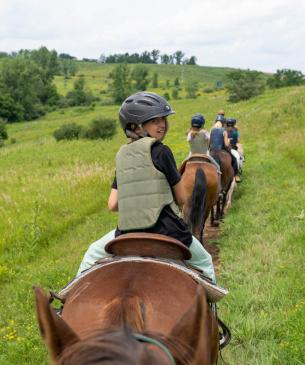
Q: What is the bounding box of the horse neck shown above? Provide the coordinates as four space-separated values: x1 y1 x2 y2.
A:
100 295 145 332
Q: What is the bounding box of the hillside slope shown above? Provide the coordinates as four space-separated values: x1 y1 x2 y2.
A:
0 86 304 364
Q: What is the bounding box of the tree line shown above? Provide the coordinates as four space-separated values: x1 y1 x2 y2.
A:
99 50 197 65
1 46 305 124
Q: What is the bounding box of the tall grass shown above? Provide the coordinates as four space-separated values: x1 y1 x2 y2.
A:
0 81 304 364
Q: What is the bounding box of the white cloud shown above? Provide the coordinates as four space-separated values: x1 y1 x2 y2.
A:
1 0 305 72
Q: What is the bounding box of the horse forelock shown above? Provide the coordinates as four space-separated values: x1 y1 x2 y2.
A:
100 294 145 332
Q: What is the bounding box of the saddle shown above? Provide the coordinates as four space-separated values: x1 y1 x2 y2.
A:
105 232 191 260
179 154 216 175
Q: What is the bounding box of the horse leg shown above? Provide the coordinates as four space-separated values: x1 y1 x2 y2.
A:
220 192 226 219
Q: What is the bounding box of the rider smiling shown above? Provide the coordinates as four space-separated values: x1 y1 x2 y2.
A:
77 92 216 283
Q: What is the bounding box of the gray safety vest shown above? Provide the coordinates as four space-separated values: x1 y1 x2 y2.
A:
116 137 180 231
189 130 209 154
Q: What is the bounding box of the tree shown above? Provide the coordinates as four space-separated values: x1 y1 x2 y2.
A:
99 54 106 63
0 58 47 121
151 49 160 64
0 118 8 140
131 65 150 91
160 54 170 64
186 56 197 65
66 77 95 106
173 51 185 65
109 63 132 103
60 59 78 79
59 53 76 60
30 46 60 81
267 69 305 88
226 70 265 102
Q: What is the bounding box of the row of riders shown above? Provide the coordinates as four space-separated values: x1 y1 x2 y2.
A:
35 92 244 365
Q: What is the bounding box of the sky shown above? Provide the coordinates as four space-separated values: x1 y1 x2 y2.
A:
1 0 305 73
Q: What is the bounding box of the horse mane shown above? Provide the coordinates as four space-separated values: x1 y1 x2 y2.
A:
57 328 193 365
100 294 145 332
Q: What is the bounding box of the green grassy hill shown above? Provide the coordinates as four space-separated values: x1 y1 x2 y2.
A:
0 78 304 363
53 61 236 96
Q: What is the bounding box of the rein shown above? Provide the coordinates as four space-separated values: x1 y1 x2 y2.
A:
134 333 176 365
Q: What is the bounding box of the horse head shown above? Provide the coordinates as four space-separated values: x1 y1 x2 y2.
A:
34 285 218 365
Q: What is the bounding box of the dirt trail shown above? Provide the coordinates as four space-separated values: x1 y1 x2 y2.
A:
203 200 233 274
203 222 221 273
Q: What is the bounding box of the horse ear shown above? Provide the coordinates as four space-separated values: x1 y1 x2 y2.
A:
169 286 219 365
34 286 79 362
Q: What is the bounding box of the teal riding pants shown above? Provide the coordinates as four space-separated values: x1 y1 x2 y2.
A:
77 230 216 282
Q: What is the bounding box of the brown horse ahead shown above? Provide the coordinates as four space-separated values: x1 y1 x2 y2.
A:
210 150 234 219
180 155 221 242
35 234 219 365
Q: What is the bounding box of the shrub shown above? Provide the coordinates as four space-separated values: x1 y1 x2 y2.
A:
83 117 117 140
0 119 8 140
172 88 179 100
53 123 83 141
0 138 5 148
226 70 265 102
203 87 214 93
267 69 305 88
163 92 170 100
185 82 198 99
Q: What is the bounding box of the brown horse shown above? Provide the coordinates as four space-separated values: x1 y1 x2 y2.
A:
210 150 234 219
35 235 219 365
180 155 221 242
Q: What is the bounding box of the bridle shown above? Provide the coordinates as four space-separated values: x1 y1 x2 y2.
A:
134 333 176 365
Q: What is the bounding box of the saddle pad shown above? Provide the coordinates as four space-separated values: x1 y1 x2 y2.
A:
59 257 228 303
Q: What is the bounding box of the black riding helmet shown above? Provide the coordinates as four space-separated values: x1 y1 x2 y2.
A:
119 92 175 135
226 118 237 126
191 113 205 128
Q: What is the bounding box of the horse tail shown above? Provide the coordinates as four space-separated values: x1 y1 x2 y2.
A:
101 295 145 332
189 168 207 233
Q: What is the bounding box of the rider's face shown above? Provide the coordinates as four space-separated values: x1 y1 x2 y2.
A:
142 117 167 140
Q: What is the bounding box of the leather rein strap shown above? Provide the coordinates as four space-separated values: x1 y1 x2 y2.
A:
134 333 176 365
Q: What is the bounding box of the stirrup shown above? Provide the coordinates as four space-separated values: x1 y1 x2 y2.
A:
218 318 231 349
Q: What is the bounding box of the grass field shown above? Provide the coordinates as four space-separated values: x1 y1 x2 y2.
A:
0 66 304 364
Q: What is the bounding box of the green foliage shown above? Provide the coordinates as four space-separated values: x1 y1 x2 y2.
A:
66 77 96 106
163 92 170 100
131 64 150 91
226 69 265 102
53 123 83 141
60 59 78 79
203 87 214 93
109 63 132 103
267 69 305 88
185 82 199 98
82 117 117 140
0 52 60 122
152 72 159 88
0 118 8 140
174 77 180 87
171 88 179 100
185 56 197 65
173 50 185 65
28 46 60 81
